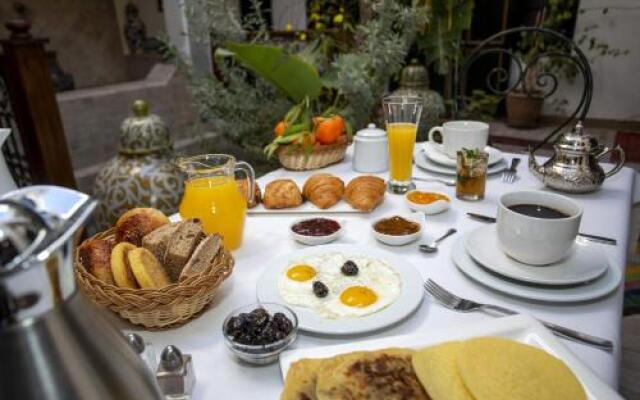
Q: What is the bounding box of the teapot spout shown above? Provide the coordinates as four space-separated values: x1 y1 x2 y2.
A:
528 148 545 181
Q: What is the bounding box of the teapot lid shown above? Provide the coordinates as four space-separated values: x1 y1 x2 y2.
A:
356 123 386 138
119 100 172 155
400 59 429 88
555 121 598 152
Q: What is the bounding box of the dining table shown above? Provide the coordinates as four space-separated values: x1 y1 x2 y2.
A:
128 145 637 399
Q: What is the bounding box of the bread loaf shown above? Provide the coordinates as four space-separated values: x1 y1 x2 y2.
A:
79 238 115 285
110 242 139 289
163 219 205 281
115 208 170 246
179 234 222 281
142 223 177 262
128 247 171 289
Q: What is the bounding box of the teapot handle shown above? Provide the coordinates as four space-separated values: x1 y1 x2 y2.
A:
596 145 625 178
235 161 256 204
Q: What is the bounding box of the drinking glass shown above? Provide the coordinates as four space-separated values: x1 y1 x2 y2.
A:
456 149 488 201
177 154 255 250
382 96 423 194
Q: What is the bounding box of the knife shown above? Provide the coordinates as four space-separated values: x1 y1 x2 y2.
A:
466 212 617 245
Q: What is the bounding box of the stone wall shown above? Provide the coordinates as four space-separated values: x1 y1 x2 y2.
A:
0 0 154 88
57 63 204 193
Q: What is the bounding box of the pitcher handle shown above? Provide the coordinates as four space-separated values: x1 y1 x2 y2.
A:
596 145 625 178
235 161 256 204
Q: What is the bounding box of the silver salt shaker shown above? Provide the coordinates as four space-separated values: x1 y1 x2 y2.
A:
156 345 196 399
125 333 157 372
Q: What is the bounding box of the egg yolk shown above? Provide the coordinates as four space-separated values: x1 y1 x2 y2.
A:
340 286 378 307
286 264 317 282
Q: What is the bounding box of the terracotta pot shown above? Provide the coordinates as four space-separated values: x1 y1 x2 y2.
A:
506 92 544 128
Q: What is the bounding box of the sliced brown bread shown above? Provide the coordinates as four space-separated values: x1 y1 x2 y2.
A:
163 219 205 281
142 223 177 262
179 234 222 282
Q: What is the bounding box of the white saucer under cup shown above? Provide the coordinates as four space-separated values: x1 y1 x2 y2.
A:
423 141 503 167
414 148 507 176
465 225 608 286
452 234 621 303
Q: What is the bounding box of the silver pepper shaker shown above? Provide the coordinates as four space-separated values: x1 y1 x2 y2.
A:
125 333 157 372
156 345 196 400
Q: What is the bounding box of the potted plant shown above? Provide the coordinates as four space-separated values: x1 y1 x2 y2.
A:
507 0 630 128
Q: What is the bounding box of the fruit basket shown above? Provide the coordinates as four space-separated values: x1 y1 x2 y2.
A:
277 136 348 171
75 228 234 329
265 98 352 171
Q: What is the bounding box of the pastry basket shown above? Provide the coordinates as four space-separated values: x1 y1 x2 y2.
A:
277 140 348 171
74 228 234 329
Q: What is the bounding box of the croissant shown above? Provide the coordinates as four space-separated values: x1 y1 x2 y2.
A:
237 179 262 208
263 179 303 209
303 173 345 209
344 176 386 212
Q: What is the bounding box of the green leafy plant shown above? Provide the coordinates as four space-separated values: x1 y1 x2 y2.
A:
178 0 428 160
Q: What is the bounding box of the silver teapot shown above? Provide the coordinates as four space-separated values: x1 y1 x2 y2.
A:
0 186 162 399
529 121 625 193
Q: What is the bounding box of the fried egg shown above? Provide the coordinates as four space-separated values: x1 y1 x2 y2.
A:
278 253 401 319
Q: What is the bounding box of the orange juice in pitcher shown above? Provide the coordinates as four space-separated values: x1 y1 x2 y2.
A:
177 154 255 250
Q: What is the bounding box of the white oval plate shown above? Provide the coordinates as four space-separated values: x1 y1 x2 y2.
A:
466 225 609 286
452 234 621 303
413 148 507 176
404 190 451 215
256 244 424 335
423 141 503 166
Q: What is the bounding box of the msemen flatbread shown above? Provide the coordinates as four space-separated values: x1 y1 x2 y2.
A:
315 348 429 400
456 337 586 400
280 358 324 400
411 341 474 400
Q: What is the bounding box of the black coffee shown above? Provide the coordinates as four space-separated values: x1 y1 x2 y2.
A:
508 204 570 219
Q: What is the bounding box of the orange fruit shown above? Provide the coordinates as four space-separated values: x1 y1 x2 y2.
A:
274 121 287 136
314 116 345 145
293 132 316 147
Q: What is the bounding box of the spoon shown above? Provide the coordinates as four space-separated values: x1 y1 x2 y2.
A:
419 228 457 253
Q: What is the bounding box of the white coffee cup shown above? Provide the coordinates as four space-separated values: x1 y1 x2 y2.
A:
428 121 489 158
497 191 583 265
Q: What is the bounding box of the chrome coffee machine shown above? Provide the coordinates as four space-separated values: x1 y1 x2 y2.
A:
0 186 161 399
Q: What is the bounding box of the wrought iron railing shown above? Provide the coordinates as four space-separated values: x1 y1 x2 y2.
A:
0 61 31 187
454 27 593 151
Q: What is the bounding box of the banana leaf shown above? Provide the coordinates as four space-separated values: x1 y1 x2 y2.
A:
225 42 322 103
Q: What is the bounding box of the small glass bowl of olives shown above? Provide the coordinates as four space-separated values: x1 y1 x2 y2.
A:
222 302 298 365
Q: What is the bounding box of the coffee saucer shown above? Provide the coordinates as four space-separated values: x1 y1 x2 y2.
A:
465 226 609 286
413 148 508 176
423 141 503 167
452 234 621 303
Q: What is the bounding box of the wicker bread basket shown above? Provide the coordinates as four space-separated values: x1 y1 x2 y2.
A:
75 229 234 329
277 140 348 170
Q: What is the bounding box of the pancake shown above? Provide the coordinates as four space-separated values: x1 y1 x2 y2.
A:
456 337 586 400
315 348 429 400
411 341 474 400
280 352 366 400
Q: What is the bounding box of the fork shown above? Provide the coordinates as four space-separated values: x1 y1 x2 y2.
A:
501 157 521 183
423 279 614 352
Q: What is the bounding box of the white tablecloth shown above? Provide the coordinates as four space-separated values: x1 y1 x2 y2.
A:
134 148 636 399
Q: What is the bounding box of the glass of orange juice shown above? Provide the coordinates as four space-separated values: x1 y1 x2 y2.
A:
382 96 423 194
176 154 255 250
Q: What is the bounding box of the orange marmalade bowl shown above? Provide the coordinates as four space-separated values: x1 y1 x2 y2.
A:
405 190 451 214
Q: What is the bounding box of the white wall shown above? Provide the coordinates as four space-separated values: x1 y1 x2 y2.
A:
543 0 640 121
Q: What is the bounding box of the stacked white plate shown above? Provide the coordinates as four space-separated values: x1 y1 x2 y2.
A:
414 141 508 176
451 226 622 303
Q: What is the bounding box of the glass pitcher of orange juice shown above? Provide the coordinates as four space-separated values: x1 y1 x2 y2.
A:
177 154 255 250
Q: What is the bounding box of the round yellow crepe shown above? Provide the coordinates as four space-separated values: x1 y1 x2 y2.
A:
456 337 586 400
411 341 474 400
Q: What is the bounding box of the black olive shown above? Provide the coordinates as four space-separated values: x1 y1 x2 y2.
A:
341 260 359 276
313 281 329 298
